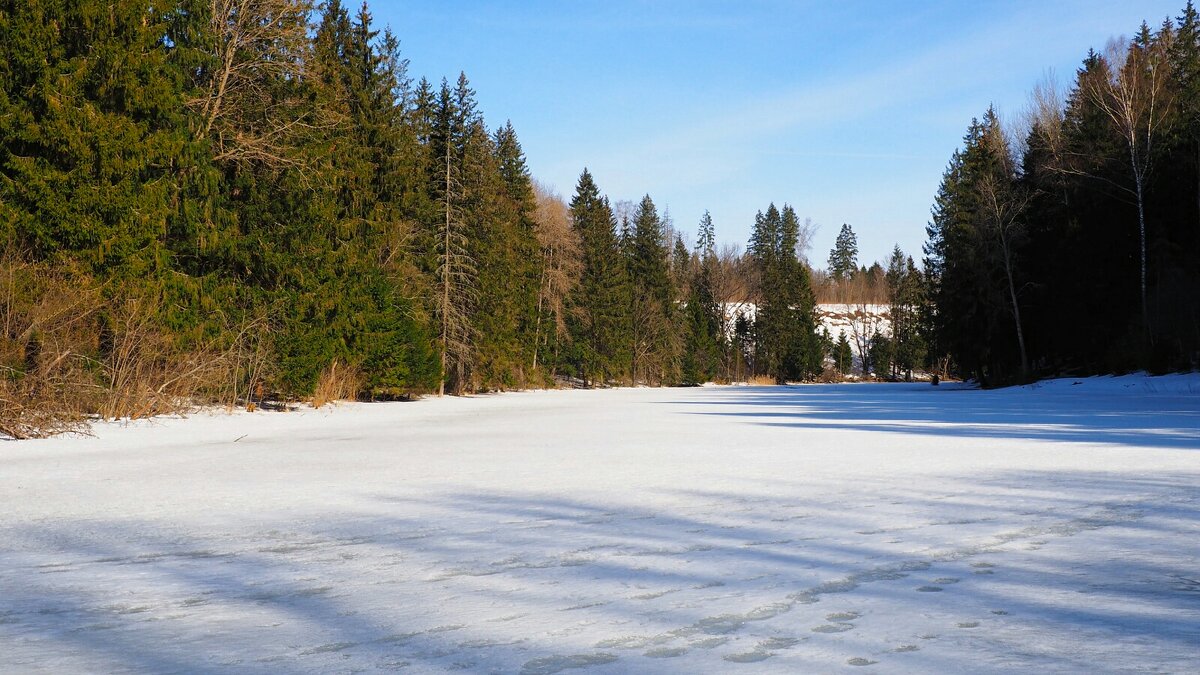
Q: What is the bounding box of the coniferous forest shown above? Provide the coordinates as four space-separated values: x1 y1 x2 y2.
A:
2 1 1199 437
925 9 1200 383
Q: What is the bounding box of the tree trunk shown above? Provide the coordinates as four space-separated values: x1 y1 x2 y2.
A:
1134 168 1149 341
439 143 451 397
532 256 546 373
1002 244 1028 377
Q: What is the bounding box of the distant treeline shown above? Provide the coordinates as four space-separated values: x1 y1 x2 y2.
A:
924 5 1200 382
2 1 1196 437
0 0 839 438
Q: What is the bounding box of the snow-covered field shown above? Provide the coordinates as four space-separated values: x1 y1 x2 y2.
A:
2 376 1199 673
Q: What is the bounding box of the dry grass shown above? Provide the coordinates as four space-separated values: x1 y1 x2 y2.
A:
311 359 363 408
745 374 777 386
1 254 103 438
816 367 844 383
1 249 276 438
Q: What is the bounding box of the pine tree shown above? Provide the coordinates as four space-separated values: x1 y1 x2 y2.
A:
429 76 478 394
473 121 541 389
1173 2 1200 240
886 246 926 380
924 108 1030 383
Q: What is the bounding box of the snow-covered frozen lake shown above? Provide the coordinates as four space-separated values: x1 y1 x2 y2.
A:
2 377 1199 673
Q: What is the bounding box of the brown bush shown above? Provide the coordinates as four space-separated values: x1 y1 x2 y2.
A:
0 253 104 438
311 359 363 408
1 249 277 439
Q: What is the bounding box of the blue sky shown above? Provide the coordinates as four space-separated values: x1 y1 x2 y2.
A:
371 1 1184 266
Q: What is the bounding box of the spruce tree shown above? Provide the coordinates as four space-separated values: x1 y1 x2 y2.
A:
0 0 186 273
681 212 723 384
750 204 819 382
627 195 677 384
827 224 860 281
567 170 628 385
835 331 854 375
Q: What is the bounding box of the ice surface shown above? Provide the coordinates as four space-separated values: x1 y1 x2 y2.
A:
2 375 1198 673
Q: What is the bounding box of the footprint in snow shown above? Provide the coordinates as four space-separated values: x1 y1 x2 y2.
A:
893 644 920 652
848 657 878 666
932 577 960 584
758 637 802 650
916 585 943 592
690 636 729 649
644 647 686 658
812 623 855 633
300 641 357 655
519 653 618 675
957 621 980 628
630 589 678 600
825 611 860 621
723 650 772 663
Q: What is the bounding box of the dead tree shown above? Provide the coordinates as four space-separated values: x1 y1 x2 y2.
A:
435 132 476 396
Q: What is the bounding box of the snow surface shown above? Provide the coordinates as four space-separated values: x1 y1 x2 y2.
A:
2 375 1199 673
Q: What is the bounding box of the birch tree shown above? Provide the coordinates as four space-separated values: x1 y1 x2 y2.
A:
1086 32 1174 335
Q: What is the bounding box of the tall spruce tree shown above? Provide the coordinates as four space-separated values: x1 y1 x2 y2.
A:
567 170 628 385
750 204 820 382
627 195 677 384
681 211 723 384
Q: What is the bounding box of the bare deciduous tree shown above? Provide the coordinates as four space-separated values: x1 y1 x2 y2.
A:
831 273 887 377
978 173 1032 376
531 181 582 373
1086 35 1174 335
187 0 315 167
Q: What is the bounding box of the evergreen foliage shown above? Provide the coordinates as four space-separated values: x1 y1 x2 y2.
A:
680 212 723 385
7 0 1195 433
834 331 853 375
926 8 1200 381
885 246 926 380
827 224 860 281
566 170 629 385
750 204 821 383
